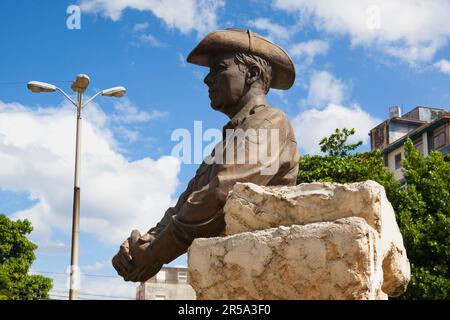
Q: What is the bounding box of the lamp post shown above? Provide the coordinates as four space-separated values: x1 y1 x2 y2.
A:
27 75 126 300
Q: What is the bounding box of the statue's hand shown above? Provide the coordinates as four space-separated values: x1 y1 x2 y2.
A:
112 230 156 282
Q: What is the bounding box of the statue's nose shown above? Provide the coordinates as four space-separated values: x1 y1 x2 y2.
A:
204 72 214 86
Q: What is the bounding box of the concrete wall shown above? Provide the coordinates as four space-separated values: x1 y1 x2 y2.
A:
402 107 447 122
388 121 421 144
387 145 405 181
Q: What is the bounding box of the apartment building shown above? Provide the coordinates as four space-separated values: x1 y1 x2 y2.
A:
370 106 449 181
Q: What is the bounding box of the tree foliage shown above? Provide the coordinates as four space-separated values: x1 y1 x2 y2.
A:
319 128 363 157
395 139 450 299
297 128 450 299
0 214 52 300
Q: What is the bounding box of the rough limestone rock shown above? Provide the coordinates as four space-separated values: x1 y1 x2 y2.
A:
223 181 410 297
189 217 386 300
188 181 410 299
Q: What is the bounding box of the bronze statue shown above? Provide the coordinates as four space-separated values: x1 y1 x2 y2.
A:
112 29 300 282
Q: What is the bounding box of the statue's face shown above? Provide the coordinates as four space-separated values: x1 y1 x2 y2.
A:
204 53 246 113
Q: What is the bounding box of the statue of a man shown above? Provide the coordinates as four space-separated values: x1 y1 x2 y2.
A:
112 29 300 282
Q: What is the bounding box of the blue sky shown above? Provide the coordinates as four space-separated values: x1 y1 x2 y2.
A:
1 0 449 299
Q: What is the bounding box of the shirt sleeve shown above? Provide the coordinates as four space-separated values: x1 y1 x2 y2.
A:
147 175 197 235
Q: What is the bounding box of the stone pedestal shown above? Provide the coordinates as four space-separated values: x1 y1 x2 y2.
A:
188 181 410 300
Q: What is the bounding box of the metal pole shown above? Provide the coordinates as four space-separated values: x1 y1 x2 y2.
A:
69 92 82 300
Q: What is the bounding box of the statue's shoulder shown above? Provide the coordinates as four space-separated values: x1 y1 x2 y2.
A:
243 105 289 130
259 105 290 124
265 105 288 117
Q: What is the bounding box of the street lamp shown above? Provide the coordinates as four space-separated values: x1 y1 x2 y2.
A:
27 74 126 300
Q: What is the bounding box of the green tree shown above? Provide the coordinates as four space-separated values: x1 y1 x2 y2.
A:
396 139 450 299
297 128 450 299
297 128 400 203
0 214 52 300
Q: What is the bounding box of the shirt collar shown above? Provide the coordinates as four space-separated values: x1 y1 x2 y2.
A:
225 95 267 129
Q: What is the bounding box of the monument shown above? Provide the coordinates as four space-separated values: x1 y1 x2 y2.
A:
113 29 410 299
112 29 300 282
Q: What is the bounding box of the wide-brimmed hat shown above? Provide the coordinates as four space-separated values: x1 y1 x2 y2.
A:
187 28 295 90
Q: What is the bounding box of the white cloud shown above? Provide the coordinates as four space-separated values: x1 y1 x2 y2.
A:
137 33 167 48
79 0 225 35
130 22 166 48
47 271 137 300
83 260 111 272
132 22 149 33
248 18 290 42
434 59 450 75
289 40 329 66
273 0 450 64
37 240 71 255
113 125 140 143
305 70 348 108
75 276 137 299
292 103 381 154
178 53 188 68
0 100 180 245
45 256 188 300
112 98 168 123
288 40 330 69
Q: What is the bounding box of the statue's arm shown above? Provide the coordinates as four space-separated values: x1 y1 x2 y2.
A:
146 175 197 236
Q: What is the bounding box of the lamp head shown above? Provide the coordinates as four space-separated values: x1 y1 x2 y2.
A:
71 74 90 93
101 86 126 97
27 81 57 93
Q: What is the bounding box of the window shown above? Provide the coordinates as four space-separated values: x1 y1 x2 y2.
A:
394 153 402 170
178 271 188 283
433 129 446 150
156 271 166 283
414 140 424 155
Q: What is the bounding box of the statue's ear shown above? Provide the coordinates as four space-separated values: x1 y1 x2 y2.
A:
246 65 261 85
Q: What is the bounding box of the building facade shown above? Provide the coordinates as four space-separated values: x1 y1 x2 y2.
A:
370 106 449 181
136 266 196 300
